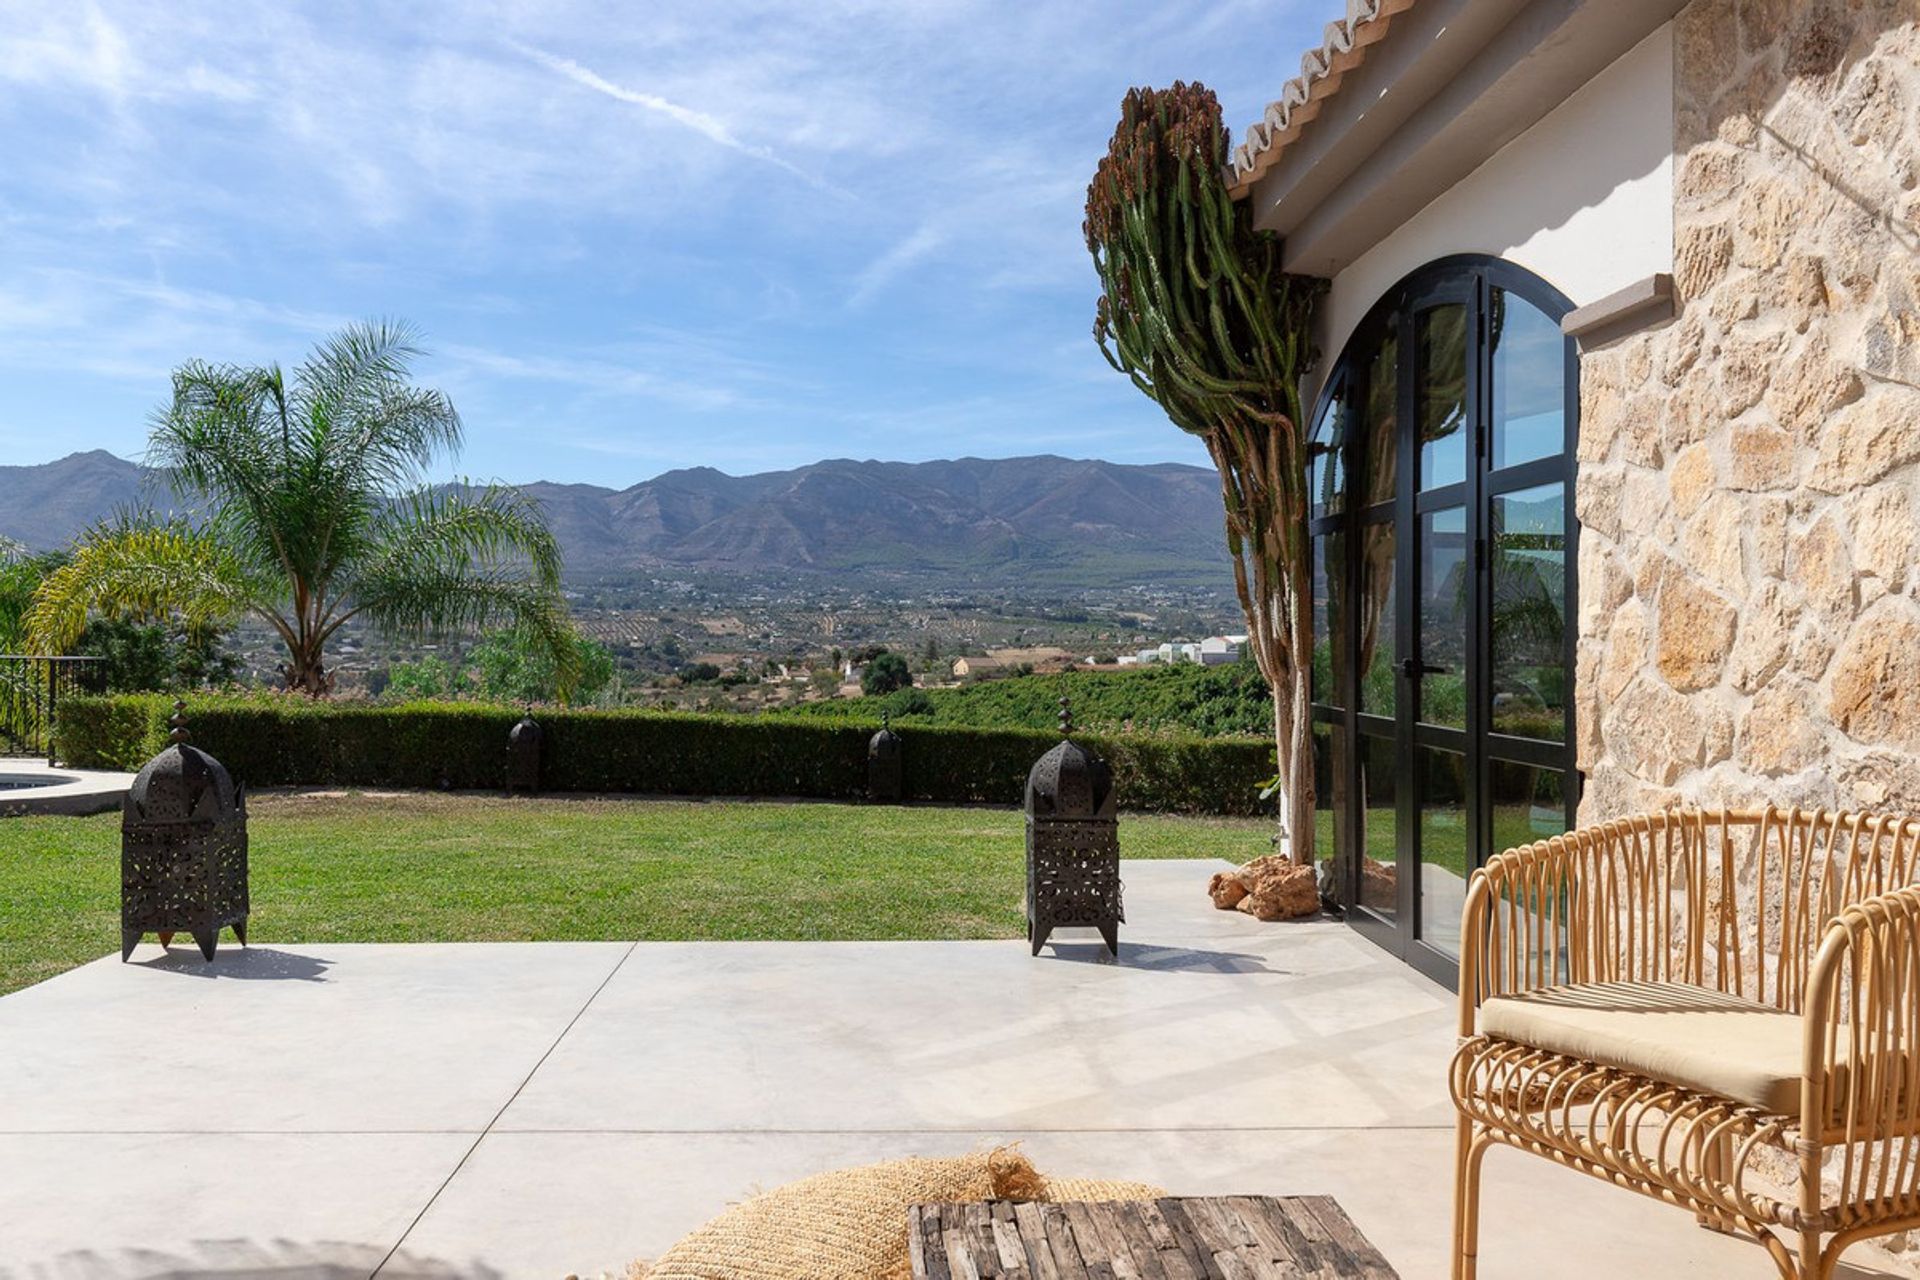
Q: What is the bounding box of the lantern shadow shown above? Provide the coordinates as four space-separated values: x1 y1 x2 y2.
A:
129 945 335 982
1037 940 1286 975
21 1241 503 1280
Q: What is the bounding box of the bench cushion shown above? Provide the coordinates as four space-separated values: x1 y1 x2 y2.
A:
1480 981 1803 1114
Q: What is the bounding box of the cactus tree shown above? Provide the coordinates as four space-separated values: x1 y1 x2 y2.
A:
1086 83 1325 864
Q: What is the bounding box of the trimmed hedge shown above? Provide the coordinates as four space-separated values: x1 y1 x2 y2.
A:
56 695 1277 816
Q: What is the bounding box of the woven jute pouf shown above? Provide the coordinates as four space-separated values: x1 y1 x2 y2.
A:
628 1148 1163 1280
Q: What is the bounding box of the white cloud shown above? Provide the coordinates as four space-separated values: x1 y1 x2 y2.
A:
847 223 948 307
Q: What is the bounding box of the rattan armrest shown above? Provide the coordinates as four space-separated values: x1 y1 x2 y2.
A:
1458 837 1580 1036
1803 883 1920 1139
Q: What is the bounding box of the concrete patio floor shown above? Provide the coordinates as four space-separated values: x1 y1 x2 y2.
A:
0 860 1903 1279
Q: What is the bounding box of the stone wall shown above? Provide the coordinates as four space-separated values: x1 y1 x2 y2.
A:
1575 0 1920 825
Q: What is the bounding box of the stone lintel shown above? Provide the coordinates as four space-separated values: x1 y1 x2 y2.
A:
1563 273 1675 343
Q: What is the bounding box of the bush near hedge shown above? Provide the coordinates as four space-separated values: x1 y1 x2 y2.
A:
56 694 1275 816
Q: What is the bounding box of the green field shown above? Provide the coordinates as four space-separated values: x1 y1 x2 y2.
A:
0 792 1278 997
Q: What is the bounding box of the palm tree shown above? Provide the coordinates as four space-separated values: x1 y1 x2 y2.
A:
29 321 570 695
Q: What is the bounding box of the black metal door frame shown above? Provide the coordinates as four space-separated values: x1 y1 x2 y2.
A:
1309 255 1581 989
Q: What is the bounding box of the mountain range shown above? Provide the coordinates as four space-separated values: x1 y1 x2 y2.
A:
0 451 1233 586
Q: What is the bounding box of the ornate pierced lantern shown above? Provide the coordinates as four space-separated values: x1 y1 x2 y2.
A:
508 709 542 792
121 702 248 962
868 713 903 803
1024 699 1122 956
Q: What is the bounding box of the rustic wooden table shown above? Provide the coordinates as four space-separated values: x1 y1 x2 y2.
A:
908 1194 1398 1278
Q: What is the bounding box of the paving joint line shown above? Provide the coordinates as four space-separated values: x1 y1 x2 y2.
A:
369 940 639 1279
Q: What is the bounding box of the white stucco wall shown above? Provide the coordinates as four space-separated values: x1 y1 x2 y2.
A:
1312 23 1676 388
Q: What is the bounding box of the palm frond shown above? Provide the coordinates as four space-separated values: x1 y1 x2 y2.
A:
25 519 258 654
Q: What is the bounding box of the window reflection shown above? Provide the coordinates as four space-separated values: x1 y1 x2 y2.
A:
1312 533 1345 708
1308 384 1349 516
1418 506 1468 730
1359 733 1398 918
1363 327 1398 507
1490 290 1567 471
1491 483 1567 742
1418 746 1469 956
1417 304 1468 491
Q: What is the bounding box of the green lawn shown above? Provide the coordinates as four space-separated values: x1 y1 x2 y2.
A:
0 792 1279 997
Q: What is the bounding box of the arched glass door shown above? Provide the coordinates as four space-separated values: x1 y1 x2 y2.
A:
1309 258 1578 986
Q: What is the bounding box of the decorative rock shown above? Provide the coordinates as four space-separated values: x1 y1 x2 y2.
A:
1655 573 1737 692
1809 390 1920 492
1731 582 1794 693
1752 497 1790 579
1209 855 1320 922
1678 146 1745 207
1734 181 1799 271
1236 861 1320 921
1763 335 1861 439
1787 513 1855 621
1830 600 1920 752
1717 332 1785 416
1600 599 1650 702
1575 467 1623 539
1740 681 1823 775
1674 221 1734 298
1207 872 1248 911
1602 679 1705 788
1668 443 1715 517
1681 492 1746 592
1728 422 1795 489
1848 484 1916 589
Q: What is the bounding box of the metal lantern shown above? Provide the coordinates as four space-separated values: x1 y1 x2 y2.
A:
1024 698 1122 956
868 713 903 803
508 709 542 792
120 702 249 962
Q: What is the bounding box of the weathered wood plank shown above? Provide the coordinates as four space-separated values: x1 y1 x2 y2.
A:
1039 1203 1092 1280
911 1205 943 1280
1226 1196 1317 1272
1295 1196 1396 1277
909 1196 1396 1280
1013 1199 1065 1280
1154 1199 1225 1280
1135 1201 1202 1280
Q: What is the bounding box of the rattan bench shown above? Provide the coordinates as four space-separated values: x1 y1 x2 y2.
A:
1451 807 1920 1280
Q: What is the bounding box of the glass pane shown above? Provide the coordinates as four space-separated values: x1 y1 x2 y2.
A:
1490 764 1567 856
1417 303 1469 491
1308 383 1349 516
1359 733 1398 917
1312 532 1346 708
1490 482 1567 742
1312 719 1349 876
1361 325 1399 507
1418 746 1470 956
1418 505 1468 729
1490 290 1567 470
1358 519 1395 716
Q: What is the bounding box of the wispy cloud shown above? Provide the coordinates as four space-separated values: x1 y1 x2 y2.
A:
506 38 825 188
848 223 948 307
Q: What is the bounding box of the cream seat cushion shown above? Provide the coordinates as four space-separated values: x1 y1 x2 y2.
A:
1480 980 1804 1115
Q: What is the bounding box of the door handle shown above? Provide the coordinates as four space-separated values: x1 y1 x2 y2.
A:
1399 657 1446 679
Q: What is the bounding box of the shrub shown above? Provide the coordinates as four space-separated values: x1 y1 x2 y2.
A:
861 651 912 696
56 694 1274 815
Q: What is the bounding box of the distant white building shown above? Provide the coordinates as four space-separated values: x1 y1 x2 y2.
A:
1198 635 1247 666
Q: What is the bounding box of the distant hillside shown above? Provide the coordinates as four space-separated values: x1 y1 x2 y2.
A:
0 451 1233 587
0 451 190 548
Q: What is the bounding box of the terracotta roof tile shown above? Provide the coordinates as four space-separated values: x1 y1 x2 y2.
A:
1227 0 1421 197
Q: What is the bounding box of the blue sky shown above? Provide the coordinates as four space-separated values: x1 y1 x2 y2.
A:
0 0 1324 486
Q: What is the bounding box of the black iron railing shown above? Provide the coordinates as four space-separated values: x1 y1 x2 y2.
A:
0 656 105 763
